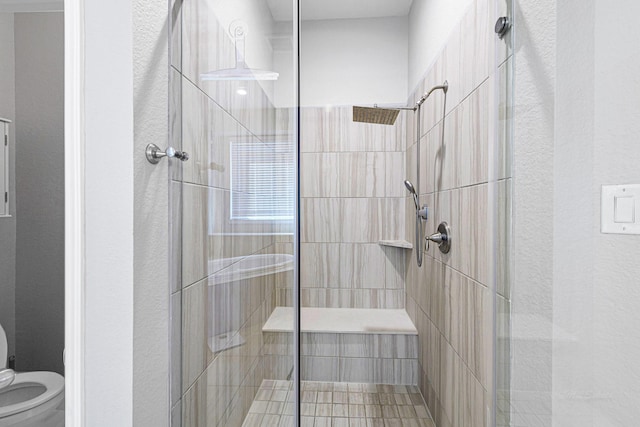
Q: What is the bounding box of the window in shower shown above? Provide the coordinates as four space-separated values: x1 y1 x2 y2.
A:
230 140 295 221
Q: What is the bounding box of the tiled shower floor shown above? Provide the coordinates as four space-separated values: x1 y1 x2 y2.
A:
243 380 436 427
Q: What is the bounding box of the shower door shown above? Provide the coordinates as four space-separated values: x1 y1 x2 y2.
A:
170 0 299 425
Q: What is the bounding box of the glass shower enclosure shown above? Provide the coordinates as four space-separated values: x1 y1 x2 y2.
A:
169 0 298 424
168 0 513 426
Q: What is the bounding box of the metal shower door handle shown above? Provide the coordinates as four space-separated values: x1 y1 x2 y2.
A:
145 143 189 164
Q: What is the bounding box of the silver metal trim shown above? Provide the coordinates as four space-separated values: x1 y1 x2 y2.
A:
495 16 511 39
416 81 449 107
426 221 452 254
145 143 189 164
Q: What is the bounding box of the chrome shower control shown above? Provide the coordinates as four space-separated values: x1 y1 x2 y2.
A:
495 17 511 39
146 143 189 164
426 221 452 254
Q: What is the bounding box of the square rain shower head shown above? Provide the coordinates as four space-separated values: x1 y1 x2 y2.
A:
352 106 400 125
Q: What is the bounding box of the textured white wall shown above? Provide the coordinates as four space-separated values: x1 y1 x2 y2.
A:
513 0 640 425
0 12 16 365
132 0 170 425
555 0 640 425
511 0 556 423
300 16 408 106
408 0 473 92
84 0 134 425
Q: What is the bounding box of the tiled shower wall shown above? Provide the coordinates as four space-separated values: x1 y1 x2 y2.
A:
295 106 408 309
170 0 291 425
403 0 512 426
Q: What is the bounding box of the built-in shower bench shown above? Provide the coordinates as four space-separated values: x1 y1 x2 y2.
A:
262 307 419 385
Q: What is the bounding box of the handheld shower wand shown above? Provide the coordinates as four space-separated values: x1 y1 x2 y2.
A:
354 81 449 268
404 179 428 267
408 81 448 267
404 180 419 210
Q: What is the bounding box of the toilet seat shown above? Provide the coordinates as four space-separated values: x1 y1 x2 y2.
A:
0 371 64 424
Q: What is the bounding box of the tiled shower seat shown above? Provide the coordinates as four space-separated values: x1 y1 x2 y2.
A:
262 307 419 385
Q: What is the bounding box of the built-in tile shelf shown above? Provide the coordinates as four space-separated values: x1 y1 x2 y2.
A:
378 239 413 249
263 307 417 335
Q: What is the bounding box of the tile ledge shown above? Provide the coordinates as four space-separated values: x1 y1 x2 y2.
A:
378 240 413 249
263 307 417 335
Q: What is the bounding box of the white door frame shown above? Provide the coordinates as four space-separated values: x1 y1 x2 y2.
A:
64 0 136 425
64 0 84 425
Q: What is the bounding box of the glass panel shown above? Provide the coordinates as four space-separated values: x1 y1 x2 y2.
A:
494 1 514 426
510 2 640 426
298 0 508 425
170 0 298 425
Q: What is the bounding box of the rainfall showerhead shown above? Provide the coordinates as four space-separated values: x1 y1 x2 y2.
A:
404 180 419 210
352 106 400 125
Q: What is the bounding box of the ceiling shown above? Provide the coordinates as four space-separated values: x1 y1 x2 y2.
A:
267 0 414 22
0 0 62 12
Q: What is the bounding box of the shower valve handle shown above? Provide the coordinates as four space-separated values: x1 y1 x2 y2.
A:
425 222 452 254
426 232 447 244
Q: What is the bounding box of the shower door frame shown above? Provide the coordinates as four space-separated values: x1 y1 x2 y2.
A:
64 0 85 424
64 0 139 426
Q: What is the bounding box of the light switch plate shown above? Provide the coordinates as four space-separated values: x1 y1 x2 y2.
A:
602 184 640 234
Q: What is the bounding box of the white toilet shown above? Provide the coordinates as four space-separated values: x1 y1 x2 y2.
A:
0 323 64 427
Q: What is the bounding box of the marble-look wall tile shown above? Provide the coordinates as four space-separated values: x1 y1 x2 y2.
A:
339 334 418 359
170 68 183 183
383 246 407 290
302 198 404 243
496 295 510 425
171 180 183 294
301 106 404 153
385 152 406 198
170 0 182 71
338 152 386 197
172 400 182 427
181 77 239 190
171 291 183 407
460 0 493 98
337 244 386 289
302 356 339 382
300 106 350 153
392 113 408 153
497 58 513 181
182 184 236 286
181 0 276 141
404 2 505 425
300 153 339 198
182 183 276 288
458 184 489 285
443 26 462 117
300 243 341 288
182 279 207 391
418 27 460 137
338 358 418 385
182 183 209 287
302 333 339 358
457 81 490 188
300 289 406 309
496 179 512 299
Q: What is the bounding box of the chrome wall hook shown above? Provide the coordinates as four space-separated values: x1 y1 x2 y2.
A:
145 143 189 164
